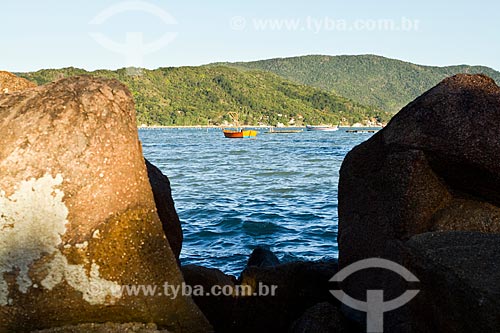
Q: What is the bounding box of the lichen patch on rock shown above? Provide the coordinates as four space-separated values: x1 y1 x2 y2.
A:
0 174 121 306
41 252 122 305
0 174 67 305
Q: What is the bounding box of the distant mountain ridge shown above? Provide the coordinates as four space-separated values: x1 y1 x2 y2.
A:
17 66 387 126
16 54 499 126
220 55 500 113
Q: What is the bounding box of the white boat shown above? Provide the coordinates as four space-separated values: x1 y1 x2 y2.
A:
305 125 339 132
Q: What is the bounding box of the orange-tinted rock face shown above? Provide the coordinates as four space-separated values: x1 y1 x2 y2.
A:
0 71 36 93
0 76 211 332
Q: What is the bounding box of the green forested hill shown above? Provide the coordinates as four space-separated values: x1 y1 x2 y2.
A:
223 55 500 113
18 66 388 126
20 54 496 125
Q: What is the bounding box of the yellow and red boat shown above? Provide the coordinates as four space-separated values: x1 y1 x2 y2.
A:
223 129 258 138
222 112 258 138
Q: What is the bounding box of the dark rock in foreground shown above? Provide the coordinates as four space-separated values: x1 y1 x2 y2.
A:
0 76 210 332
339 74 500 284
338 74 500 331
236 260 339 332
181 265 236 332
246 246 281 268
181 258 339 333
145 159 183 259
404 232 500 333
289 302 357 333
222 259 337 332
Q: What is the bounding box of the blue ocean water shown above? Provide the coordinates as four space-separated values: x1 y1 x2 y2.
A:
139 128 375 275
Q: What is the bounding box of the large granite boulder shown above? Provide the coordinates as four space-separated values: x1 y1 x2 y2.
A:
338 74 500 330
0 76 211 332
0 71 36 94
145 159 183 259
404 232 500 333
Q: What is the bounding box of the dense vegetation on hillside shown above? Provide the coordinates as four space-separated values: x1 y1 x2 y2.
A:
20 55 496 125
18 66 389 126
223 55 500 113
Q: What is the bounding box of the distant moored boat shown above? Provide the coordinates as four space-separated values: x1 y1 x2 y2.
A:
264 127 303 134
222 112 258 138
305 125 339 131
223 129 258 138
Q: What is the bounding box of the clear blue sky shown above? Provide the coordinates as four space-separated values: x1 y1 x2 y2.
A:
2 0 499 72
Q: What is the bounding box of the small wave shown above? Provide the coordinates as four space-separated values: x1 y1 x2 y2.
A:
247 212 285 221
214 217 244 228
189 230 221 238
269 187 295 194
254 171 302 177
242 220 289 236
228 149 249 155
289 212 322 222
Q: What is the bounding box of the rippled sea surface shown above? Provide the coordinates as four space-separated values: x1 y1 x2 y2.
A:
139 128 375 275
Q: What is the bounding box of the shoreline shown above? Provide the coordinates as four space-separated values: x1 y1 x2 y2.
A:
138 125 384 129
